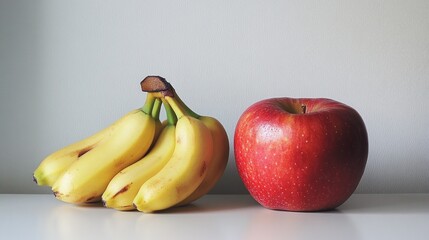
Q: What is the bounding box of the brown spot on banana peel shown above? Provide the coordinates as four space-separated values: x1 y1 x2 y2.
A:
112 183 131 198
113 205 135 211
53 191 69 199
77 146 93 158
174 162 208 200
175 184 188 198
85 196 100 203
200 161 207 177
53 190 99 203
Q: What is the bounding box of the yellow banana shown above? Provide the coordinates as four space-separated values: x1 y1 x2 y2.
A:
102 100 177 210
102 124 176 210
167 93 229 206
51 94 158 204
133 96 213 213
177 116 229 205
33 99 163 188
33 122 114 187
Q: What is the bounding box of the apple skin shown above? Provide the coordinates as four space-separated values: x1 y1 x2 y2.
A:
234 98 368 211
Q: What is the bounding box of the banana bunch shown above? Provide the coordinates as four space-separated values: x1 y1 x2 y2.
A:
33 76 229 212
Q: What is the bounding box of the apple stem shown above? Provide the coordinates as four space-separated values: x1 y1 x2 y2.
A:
301 104 307 114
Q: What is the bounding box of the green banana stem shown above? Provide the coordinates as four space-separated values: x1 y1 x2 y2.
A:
141 93 156 115
151 98 162 120
172 92 201 119
165 96 187 119
139 75 202 119
162 99 178 125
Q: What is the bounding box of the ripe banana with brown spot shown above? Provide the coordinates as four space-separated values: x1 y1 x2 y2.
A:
33 98 162 188
177 116 229 205
133 96 214 213
167 93 229 206
50 94 158 204
102 123 176 210
33 121 114 187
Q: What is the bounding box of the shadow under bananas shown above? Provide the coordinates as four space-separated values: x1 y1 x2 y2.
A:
147 194 259 214
41 195 259 239
134 195 259 239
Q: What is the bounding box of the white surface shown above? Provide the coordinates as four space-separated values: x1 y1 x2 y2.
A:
1 1 429 194
0 194 428 240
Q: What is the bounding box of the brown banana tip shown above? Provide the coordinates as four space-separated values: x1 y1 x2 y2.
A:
141 75 171 91
32 175 38 184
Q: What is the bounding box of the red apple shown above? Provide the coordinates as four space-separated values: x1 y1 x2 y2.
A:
234 98 368 211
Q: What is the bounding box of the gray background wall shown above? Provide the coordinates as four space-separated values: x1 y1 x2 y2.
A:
1 0 428 194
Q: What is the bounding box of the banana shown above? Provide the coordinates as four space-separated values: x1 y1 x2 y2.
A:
177 116 229 205
102 102 178 211
168 93 229 206
33 99 163 188
102 125 175 210
33 122 114 187
51 94 158 204
133 96 214 213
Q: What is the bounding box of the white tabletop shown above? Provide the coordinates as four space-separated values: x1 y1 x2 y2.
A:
0 194 428 240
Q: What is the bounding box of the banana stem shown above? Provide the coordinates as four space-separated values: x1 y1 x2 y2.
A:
141 93 156 114
165 96 187 119
139 75 202 119
173 92 201 119
151 98 162 120
162 99 178 125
